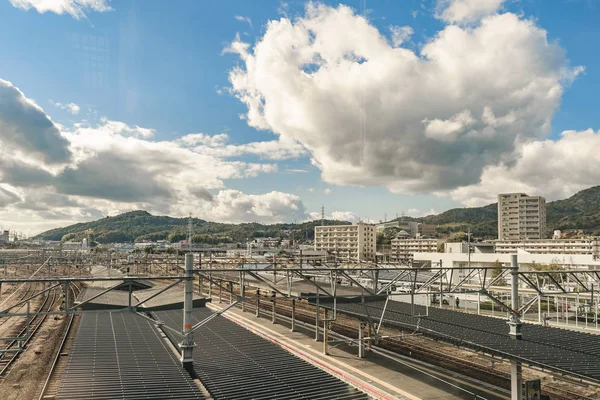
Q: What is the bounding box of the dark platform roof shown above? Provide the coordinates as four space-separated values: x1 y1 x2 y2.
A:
317 298 600 383
154 308 369 400
77 285 209 311
56 312 204 400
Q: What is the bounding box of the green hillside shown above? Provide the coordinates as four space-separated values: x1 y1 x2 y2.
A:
35 186 600 244
35 210 349 244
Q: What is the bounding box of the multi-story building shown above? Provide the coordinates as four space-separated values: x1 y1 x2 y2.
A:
493 238 600 257
314 222 376 261
391 237 443 256
498 193 546 240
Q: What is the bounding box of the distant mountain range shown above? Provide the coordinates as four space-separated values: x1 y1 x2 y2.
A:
35 186 600 244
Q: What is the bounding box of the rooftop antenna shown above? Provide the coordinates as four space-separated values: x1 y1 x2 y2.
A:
187 213 193 253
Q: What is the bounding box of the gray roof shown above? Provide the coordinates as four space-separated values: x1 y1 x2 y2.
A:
154 308 369 400
56 312 203 399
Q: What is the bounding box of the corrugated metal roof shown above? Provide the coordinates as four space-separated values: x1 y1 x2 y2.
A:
77 285 208 311
56 312 204 400
320 298 600 383
154 308 369 400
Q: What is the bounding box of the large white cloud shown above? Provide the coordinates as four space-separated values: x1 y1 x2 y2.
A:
0 79 72 165
177 132 307 160
189 190 306 224
0 78 311 231
225 3 582 195
436 0 505 24
447 129 600 206
9 0 112 19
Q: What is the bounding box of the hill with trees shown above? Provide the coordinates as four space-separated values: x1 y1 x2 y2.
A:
35 185 600 244
35 210 349 244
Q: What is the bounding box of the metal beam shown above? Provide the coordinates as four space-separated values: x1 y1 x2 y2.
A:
132 278 183 308
70 281 124 311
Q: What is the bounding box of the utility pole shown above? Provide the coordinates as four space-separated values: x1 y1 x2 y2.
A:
180 252 195 373
509 254 523 400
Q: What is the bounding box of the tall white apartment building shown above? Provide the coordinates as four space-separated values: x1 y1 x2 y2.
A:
498 193 546 240
314 222 376 261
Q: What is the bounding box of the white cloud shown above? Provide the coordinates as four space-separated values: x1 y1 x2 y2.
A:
225 3 582 195
406 207 438 217
9 0 113 19
178 132 307 160
446 129 600 206
436 0 505 24
285 168 308 173
423 110 475 142
390 25 413 47
0 79 71 165
234 15 253 29
323 188 332 195
0 78 306 231
307 211 358 222
188 190 305 224
51 101 81 115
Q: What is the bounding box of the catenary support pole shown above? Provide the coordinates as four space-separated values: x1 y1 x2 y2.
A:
240 271 245 312
271 292 276 324
256 289 260 318
509 254 522 400
315 291 320 341
218 279 222 304
509 254 522 339
323 309 329 355
180 252 195 373
510 360 522 400
358 322 365 358
367 321 372 351
291 298 296 332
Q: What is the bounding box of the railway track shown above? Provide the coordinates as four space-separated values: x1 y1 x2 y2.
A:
0 283 38 329
0 285 60 377
208 289 597 400
37 283 82 400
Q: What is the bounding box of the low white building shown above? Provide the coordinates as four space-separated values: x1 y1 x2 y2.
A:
413 247 600 285
491 238 600 258
391 237 443 256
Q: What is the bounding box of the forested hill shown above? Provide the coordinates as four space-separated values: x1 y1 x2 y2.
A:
35 186 600 243
412 185 600 239
34 210 349 244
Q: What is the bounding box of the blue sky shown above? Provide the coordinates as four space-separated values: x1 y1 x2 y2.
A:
1 0 600 233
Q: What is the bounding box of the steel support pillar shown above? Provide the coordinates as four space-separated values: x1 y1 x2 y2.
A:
358 322 365 358
367 322 372 352
510 360 522 400
218 280 222 304
180 253 195 372
291 299 296 332
315 292 320 341
271 295 276 324
256 289 260 318
509 255 522 340
240 272 245 312
229 282 233 304
323 309 329 355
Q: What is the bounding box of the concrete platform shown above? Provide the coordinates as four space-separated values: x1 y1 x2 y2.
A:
206 302 508 400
